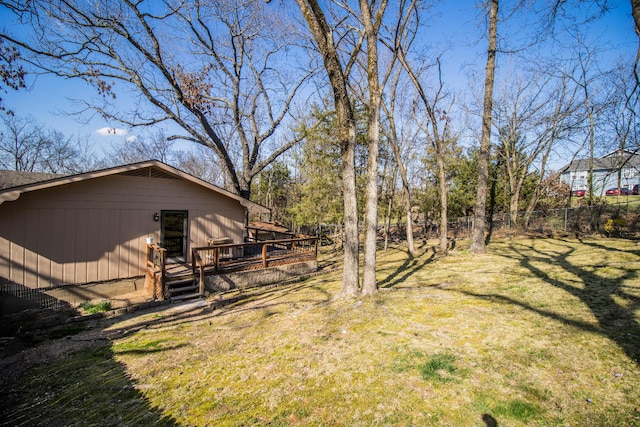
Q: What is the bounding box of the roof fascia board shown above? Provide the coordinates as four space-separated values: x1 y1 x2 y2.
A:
0 160 270 214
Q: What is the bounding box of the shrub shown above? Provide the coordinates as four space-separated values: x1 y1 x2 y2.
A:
604 218 627 237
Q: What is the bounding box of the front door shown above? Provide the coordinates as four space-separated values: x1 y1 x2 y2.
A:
161 210 188 263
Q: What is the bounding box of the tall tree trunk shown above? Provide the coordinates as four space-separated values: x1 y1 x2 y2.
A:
342 129 360 296
471 0 499 254
436 147 448 252
633 0 640 35
405 191 415 255
384 188 394 251
586 99 596 203
632 0 640 83
393 52 443 255
388 123 415 257
360 0 387 296
510 187 520 226
383 63 415 257
294 0 359 297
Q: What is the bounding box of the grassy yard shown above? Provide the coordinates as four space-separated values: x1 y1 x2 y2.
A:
1 237 640 426
574 194 640 208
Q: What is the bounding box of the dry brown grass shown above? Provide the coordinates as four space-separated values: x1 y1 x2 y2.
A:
2 237 640 426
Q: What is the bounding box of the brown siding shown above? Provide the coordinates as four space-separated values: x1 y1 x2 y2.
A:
0 173 246 290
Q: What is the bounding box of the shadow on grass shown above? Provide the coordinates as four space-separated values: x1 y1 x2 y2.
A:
378 247 437 289
0 275 334 426
477 238 640 365
0 344 179 426
482 413 499 427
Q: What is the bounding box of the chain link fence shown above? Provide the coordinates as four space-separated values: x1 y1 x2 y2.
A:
436 203 640 240
307 203 640 248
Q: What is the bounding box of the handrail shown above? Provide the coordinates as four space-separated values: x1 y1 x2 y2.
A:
192 236 318 275
193 236 317 251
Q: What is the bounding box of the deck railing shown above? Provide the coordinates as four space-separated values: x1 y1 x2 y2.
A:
147 237 317 299
192 236 318 277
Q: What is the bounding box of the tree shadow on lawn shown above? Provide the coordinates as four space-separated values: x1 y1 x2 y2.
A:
378 247 437 289
474 238 640 365
0 277 335 426
0 338 180 426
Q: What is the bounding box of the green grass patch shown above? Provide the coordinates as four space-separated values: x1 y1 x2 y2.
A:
419 352 459 383
391 347 463 384
80 300 112 314
112 338 181 355
493 399 542 421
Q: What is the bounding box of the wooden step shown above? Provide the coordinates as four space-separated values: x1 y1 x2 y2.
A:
165 274 200 302
170 292 202 302
168 284 198 294
166 277 196 287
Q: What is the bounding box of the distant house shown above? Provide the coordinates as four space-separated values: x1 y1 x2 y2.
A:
559 150 640 196
0 160 268 313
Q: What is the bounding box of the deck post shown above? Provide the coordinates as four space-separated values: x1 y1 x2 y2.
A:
262 243 268 268
160 248 167 299
214 247 220 272
199 267 205 296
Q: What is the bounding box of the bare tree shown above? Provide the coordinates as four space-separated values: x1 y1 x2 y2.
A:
359 0 390 296
381 66 420 256
493 68 585 226
523 72 582 224
1 0 313 199
106 130 175 166
471 0 499 254
398 54 453 254
631 0 640 82
0 114 46 171
174 145 228 186
493 74 548 225
0 114 79 172
603 60 639 155
293 0 361 297
559 38 610 202
295 0 417 295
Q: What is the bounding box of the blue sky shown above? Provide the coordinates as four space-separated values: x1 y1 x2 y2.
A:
1 0 637 163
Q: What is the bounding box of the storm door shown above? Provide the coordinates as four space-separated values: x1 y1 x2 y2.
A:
161 210 188 263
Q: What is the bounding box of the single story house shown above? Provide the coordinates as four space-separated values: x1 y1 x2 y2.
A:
559 150 640 196
0 160 268 313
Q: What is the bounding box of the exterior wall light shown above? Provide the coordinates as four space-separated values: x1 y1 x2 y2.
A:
153 212 159 221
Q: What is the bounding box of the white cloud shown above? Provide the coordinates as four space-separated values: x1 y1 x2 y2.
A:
96 127 128 136
125 135 137 143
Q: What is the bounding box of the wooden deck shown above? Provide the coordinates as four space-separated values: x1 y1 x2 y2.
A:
145 236 318 300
